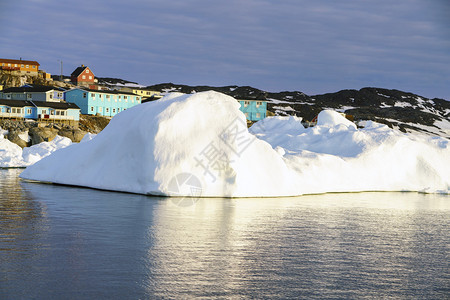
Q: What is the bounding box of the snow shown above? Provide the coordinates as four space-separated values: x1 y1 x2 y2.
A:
394 101 412 107
0 134 72 168
19 91 450 196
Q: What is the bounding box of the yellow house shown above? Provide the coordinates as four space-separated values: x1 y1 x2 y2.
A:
0 58 40 74
119 87 162 99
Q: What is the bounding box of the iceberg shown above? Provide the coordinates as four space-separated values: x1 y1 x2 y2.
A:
20 91 450 196
0 135 72 168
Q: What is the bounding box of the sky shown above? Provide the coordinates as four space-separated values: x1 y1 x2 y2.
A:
1 0 449 99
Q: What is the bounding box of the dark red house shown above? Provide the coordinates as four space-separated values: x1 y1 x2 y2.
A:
71 65 95 88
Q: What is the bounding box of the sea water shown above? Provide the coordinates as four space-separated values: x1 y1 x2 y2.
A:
1 169 449 299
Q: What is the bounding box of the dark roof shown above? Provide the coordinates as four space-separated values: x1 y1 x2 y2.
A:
2 85 58 93
71 66 88 77
71 88 138 96
0 58 40 66
32 101 80 110
0 99 35 107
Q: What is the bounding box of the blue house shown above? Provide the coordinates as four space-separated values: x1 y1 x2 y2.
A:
0 100 36 119
0 99 80 125
0 85 66 102
65 88 142 117
238 99 267 121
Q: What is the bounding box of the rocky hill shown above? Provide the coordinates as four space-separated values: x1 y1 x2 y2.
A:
147 83 450 138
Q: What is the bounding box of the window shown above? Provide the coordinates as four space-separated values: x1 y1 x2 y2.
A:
114 96 117 102
27 94 32 99
90 107 94 112
12 108 22 114
256 113 261 118
106 95 110 101
57 92 63 98
245 112 249 118
112 108 116 113
256 101 262 108
83 93 87 98
98 107 103 113
27 108 32 114
86 69 89 73
244 101 250 107
6 108 10 113
106 108 109 113
26 65 29 68
117 108 120 112
89 76 92 80
32 65 36 69
118 96 121 102
91 93 95 98
82 75 86 79
42 110 47 114
21 64 24 68
49 94 53 99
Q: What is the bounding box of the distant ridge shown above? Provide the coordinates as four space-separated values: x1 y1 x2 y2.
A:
146 83 450 138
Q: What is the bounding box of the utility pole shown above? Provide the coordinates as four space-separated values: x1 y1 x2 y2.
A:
58 60 63 81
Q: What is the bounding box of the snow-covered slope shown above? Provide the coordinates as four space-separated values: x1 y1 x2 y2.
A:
20 91 450 196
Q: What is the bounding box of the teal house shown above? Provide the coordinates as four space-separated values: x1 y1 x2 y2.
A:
238 99 267 121
0 99 80 123
65 88 141 117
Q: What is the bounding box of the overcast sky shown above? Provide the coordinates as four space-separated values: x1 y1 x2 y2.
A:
1 0 449 99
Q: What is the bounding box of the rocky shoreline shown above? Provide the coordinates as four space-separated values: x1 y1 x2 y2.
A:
0 115 110 148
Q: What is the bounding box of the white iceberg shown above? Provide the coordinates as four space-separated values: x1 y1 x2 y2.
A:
20 91 450 196
0 134 72 168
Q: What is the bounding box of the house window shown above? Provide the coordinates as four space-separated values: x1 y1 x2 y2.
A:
118 96 121 102
49 94 53 99
99 94 102 99
256 113 261 118
89 76 92 80
6 108 10 113
91 93 95 98
83 93 87 98
112 108 116 113
98 107 103 113
57 92 63 98
86 69 89 73
42 110 47 114
21 64 24 68
32 65 36 69
245 112 249 118
26 65 29 68
256 101 262 108
117 108 120 112
82 75 86 79
27 108 32 114
106 95 110 101
27 94 32 99
244 101 250 107
90 107 94 112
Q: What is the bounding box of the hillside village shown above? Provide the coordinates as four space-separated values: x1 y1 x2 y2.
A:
0 58 267 129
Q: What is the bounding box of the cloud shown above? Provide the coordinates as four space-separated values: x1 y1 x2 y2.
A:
0 0 449 99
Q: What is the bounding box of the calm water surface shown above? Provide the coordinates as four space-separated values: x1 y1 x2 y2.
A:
0 169 449 299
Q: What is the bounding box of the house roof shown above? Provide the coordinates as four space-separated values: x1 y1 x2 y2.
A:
2 85 59 93
69 87 138 96
33 101 80 110
0 99 35 107
71 66 92 77
0 58 40 66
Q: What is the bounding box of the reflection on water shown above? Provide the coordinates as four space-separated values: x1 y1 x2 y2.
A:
1 169 449 298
